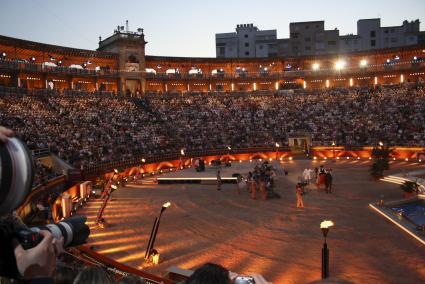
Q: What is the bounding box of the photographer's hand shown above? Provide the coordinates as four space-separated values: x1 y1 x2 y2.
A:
0 126 14 142
13 230 64 279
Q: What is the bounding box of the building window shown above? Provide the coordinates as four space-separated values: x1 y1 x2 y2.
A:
244 42 249 47
305 37 311 42
391 37 398 43
305 46 311 50
259 45 263 50
245 51 249 56
391 28 395 33
305 25 309 29
219 47 225 55
371 40 376 46
370 31 376 37
244 34 248 38
384 29 389 34
327 41 336 45
290 33 299 39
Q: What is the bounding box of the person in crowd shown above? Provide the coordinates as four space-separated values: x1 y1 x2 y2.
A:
325 170 333 194
296 183 304 208
118 274 145 284
72 267 113 284
216 170 222 191
185 263 231 284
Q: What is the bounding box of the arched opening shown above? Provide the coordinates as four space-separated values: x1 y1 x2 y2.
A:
166 68 181 78
235 67 248 78
69 64 83 69
212 68 225 78
189 68 203 78
127 55 139 63
145 68 157 74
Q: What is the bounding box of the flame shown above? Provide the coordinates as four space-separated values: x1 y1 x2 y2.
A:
320 220 334 229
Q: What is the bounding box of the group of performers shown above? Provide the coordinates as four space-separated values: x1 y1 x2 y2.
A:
243 161 281 200
296 165 334 208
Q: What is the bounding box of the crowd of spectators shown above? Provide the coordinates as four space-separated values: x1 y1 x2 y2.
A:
1 84 424 171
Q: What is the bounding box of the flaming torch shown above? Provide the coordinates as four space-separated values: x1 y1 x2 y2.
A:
320 220 334 279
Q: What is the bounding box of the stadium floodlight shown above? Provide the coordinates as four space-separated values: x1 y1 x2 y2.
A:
360 60 368 67
334 60 346 70
312 63 320 71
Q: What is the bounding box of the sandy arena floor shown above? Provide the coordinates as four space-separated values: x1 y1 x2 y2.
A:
79 160 425 284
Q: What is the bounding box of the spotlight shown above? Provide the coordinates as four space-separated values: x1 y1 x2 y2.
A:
141 158 146 163
289 157 293 161
313 156 317 160
335 60 346 70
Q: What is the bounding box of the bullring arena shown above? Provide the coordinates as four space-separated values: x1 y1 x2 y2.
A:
1 11 425 284
78 158 425 283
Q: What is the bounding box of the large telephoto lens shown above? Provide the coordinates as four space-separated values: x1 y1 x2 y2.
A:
0 137 34 215
31 216 90 247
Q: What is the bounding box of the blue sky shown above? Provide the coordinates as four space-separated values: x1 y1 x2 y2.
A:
0 0 424 57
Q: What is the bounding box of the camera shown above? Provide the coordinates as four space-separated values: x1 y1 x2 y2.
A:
0 137 34 215
16 216 90 249
0 137 90 278
234 276 255 284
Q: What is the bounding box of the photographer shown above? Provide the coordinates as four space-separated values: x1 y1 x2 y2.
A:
0 126 64 283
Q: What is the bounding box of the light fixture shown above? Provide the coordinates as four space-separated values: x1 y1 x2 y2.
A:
360 59 368 67
145 202 172 262
320 220 334 279
141 158 146 163
335 60 346 70
379 141 384 147
312 63 320 70
275 142 280 147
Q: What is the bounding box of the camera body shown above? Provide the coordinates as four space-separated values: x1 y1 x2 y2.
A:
234 276 255 284
0 137 90 278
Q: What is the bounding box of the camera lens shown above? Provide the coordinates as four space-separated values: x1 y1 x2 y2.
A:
0 138 34 215
30 216 90 247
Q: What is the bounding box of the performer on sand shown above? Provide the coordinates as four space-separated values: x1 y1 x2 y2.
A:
296 183 304 208
217 170 222 191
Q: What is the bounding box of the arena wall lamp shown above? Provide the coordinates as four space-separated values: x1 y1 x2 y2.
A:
145 202 171 263
179 148 185 169
320 220 334 279
332 141 336 160
275 143 280 160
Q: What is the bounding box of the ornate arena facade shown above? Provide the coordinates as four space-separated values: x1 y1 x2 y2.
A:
0 28 424 94
1 27 425 283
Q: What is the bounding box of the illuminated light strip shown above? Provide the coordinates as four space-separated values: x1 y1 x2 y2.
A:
157 177 237 181
369 203 425 246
